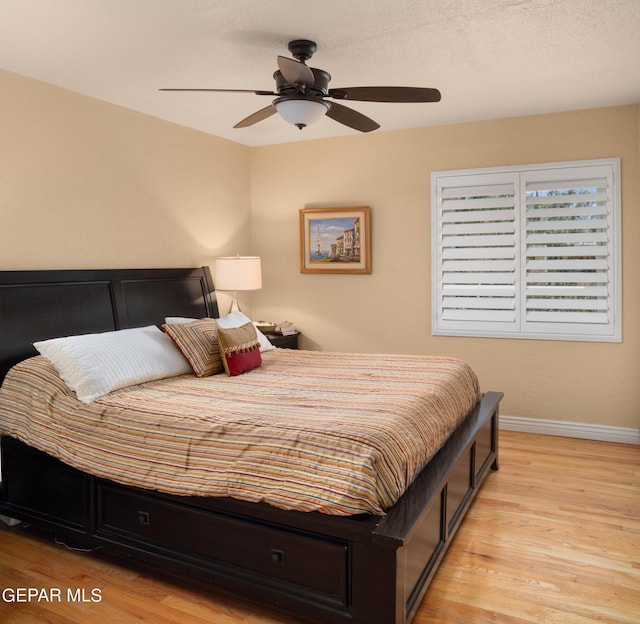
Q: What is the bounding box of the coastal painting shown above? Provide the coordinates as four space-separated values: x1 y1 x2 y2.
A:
300 206 371 274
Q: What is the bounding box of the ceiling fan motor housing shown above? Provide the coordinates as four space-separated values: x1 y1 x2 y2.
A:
273 67 331 97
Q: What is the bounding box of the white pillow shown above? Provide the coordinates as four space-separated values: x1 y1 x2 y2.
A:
165 313 275 352
164 317 199 324
34 325 192 403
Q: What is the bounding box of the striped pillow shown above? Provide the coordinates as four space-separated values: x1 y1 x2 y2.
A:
162 318 223 377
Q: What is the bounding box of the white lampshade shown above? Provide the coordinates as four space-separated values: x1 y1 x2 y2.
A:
274 97 330 129
215 256 262 291
215 256 262 313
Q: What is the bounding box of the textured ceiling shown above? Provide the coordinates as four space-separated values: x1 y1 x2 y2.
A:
1 0 639 146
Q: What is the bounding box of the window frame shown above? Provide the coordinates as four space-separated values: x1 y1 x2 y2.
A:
431 158 621 342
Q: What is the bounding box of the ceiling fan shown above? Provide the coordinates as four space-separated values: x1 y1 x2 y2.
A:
160 39 441 132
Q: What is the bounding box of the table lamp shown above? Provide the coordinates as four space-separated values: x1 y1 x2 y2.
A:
214 256 262 314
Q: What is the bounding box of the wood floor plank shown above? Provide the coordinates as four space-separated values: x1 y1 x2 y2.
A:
1 431 638 623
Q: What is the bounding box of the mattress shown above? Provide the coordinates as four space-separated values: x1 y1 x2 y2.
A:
0 349 481 515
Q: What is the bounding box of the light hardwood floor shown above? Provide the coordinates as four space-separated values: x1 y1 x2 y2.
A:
0 431 638 623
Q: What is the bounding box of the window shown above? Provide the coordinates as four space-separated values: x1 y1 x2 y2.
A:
431 159 621 342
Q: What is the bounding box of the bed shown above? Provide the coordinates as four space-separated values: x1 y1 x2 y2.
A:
0 266 502 624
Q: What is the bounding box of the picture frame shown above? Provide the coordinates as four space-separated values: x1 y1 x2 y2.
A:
299 206 371 274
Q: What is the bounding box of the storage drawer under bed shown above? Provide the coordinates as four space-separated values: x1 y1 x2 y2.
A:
96 483 349 608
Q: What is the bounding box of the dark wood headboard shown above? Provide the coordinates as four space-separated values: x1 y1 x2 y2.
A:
0 267 218 382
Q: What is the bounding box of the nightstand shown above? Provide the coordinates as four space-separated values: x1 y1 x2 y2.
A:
266 333 299 349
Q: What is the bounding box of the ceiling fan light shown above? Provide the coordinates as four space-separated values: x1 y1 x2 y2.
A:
274 98 330 129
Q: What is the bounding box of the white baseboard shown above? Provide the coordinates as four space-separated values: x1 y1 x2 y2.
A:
500 415 640 445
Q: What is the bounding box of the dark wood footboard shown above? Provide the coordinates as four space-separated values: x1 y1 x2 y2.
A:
0 391 501 624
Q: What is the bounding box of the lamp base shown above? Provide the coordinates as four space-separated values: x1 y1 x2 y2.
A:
228 291 240 314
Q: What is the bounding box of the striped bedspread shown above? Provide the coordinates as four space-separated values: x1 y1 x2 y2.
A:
0 350 480 515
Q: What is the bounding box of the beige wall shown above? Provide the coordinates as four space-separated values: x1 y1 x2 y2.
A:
251 105 640 429
0 69 252 304
1 68 638 430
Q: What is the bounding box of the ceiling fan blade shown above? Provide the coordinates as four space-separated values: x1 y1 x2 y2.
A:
160 88 277 96
233 105 276 129
277 56 314 87
328 86 441 103
325 102 380 133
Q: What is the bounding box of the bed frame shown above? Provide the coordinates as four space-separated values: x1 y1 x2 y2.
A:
0 267 502 624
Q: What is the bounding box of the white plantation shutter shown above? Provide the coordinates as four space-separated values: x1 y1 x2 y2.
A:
522 164 618 338
434 172 519 334
432 159 621 342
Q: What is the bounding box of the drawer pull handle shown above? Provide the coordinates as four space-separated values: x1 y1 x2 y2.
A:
271 548 285 565
138 511 150 526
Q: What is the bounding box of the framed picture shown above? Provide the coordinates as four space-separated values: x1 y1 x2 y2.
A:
300 206 371 274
